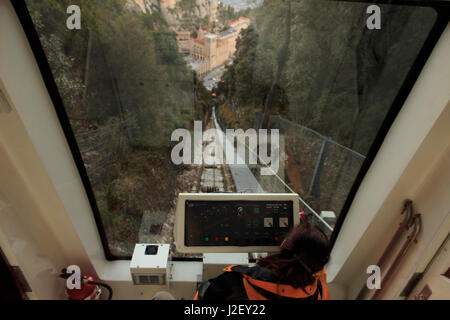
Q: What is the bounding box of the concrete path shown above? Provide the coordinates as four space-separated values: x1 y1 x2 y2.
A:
212 107 264 193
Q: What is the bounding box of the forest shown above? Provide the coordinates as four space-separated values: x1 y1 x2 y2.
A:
26 0 213 256
217 0 436 154
215 0 436 228
25 0 437 255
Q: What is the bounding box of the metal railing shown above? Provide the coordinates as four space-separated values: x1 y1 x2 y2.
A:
237 112 367 235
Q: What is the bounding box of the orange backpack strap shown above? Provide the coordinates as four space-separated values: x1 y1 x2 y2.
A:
220 265 329 300
238 266 328 300
194 266 246 300
318 269 329 300
242 277 268 300
223 264 239 272
242 274 322 300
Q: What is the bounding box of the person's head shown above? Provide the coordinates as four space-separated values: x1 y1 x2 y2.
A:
257 220 331 288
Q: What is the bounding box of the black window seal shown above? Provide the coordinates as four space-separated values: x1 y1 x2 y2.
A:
10 0 450 261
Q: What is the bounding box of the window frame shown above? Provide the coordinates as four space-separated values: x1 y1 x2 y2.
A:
11 0 450 260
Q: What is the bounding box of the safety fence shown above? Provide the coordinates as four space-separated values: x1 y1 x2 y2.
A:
249 115 366 236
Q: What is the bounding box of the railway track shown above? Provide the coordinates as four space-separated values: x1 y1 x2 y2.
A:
193 117 235 193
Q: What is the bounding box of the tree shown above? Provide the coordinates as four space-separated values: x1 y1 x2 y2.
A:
260 0 291 129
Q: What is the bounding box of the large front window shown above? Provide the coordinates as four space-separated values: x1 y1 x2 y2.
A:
24 0 439 259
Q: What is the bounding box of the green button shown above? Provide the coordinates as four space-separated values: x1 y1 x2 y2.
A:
254 208 260 213
204 237 209 242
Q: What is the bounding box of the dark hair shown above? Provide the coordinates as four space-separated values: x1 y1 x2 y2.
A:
257 221 331 288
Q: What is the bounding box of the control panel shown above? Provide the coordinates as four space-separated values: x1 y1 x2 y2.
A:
175 193 300 253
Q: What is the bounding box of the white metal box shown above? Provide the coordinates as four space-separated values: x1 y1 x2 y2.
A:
130 243 170 286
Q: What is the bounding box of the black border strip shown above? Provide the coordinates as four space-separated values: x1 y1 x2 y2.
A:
10 0 450 261
0 247 27 300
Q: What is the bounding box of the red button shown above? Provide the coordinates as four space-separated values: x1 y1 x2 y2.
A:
215 237 219 241
275 236 279 241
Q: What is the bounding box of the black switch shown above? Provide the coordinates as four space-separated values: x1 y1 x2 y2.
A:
145 245 158 255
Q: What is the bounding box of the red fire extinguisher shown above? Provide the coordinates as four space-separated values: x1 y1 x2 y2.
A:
300 211 306 221
59 269 113 300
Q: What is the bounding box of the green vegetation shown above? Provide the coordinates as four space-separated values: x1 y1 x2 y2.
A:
217 0 434 154
26 0 212 256
215 0 435 221
26 0 436 251
217 2 245 26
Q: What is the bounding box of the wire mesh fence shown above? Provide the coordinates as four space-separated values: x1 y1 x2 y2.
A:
75 114 139 186
248 114 366 234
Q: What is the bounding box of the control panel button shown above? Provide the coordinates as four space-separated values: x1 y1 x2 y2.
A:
185 199 294 247
279 217 289 228
264 217 273 228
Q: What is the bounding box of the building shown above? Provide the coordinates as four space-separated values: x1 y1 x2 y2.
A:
181 17 251 78
176 31 191 53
